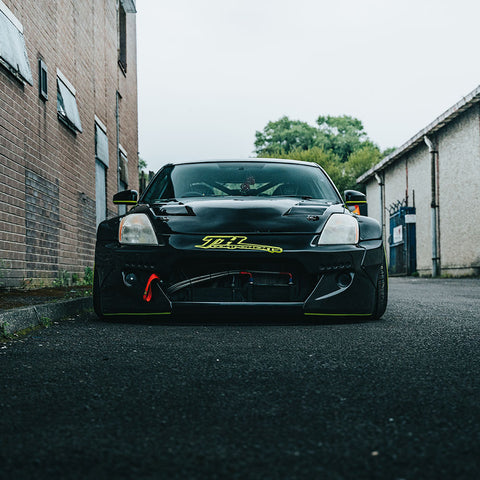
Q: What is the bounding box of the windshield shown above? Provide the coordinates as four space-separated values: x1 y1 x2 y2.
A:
141 161 341 203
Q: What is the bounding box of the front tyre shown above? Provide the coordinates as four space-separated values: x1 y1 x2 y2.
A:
371 254 388 320
93 268 104 320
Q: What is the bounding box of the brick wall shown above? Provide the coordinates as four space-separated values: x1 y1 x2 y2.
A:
0 0 138 287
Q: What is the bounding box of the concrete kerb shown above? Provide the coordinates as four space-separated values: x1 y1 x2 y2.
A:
0 297 93 337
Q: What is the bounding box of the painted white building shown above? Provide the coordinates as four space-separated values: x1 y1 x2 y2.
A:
358 85 480 277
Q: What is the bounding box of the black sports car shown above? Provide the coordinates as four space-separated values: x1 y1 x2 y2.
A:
93 159 387 319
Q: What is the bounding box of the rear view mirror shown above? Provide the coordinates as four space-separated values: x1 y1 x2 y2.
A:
344 190 367 216
113 189 138 205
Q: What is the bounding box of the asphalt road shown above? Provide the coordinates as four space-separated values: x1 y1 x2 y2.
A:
1 277 479 480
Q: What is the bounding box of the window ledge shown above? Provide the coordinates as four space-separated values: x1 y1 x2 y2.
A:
58 113 79 135
0 58 30 86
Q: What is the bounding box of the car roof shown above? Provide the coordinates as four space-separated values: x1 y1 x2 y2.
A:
161 158 321 168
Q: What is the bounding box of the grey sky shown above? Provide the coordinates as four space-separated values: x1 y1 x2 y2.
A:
137 0 480 172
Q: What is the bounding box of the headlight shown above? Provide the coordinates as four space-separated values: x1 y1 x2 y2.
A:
317 214 359 245
119 214 158 245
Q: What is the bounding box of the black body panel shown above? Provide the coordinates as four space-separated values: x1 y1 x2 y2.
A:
95 228 383 317
94 159 385 318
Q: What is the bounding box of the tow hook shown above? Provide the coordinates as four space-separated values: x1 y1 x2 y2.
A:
143 274 161 302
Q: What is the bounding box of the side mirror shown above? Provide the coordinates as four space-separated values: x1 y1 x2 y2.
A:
344 190 367 216
113 189 138 205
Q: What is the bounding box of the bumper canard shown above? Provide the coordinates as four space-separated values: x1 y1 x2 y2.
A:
195 235 283 254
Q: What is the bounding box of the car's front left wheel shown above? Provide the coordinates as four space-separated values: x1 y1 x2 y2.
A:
93 268 104 320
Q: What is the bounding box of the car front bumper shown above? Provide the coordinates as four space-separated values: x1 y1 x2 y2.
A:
94 234 384 318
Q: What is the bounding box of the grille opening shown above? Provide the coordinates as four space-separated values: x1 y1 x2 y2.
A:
168 261 316 303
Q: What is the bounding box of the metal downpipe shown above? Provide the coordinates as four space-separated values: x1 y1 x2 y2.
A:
375 172 385 247
424 136 439 277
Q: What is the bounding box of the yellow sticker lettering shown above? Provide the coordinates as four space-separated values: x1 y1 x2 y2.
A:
195 235 282 254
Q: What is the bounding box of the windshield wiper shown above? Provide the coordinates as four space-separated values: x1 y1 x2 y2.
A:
152 198 181 204
278 195 314 200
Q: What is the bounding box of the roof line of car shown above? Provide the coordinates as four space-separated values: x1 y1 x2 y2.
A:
160 158 321 168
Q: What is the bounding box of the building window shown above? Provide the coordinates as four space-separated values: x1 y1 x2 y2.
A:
119 149 129 186
118 147 129 215
56 69 82 133
95 160 107 226
118 3 127 72
39 59 47 100
118 0 136 73
0 1 33 84
95 118 109 226
95 119 109 167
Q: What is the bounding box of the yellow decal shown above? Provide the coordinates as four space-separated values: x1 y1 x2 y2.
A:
195 235 283 254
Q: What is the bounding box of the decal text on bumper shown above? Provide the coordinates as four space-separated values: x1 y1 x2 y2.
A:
195 235 283 254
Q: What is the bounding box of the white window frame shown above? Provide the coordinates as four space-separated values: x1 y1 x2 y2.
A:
120 0 137 14
118 144 129 186
95 159 107 227
117 145 129 215
95 117 109 225
56 69 82 133
39 59 48 100
0 0 33 84
95 116 109 167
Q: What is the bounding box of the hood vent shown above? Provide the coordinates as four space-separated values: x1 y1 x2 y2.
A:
152 205 195 216
284 206 326 216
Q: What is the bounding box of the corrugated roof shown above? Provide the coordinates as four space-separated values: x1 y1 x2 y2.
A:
357 84 480 184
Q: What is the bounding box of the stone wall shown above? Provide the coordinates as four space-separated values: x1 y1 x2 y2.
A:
365 104 480 276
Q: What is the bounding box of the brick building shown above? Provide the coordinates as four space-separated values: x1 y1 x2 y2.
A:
358 85 480 277
0 0 138 287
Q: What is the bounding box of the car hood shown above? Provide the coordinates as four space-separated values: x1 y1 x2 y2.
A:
142 197 346 234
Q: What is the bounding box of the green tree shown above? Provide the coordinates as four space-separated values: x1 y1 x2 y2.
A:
255 115 392 193
138 157 147 172
381 146 396 157
138 157 148 193
254 116 319 155
316 115 377 163
255 114 378 162
343 145 382 192
258 146 347 192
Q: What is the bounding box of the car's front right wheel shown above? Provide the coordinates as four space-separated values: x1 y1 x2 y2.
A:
371 254 388 320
